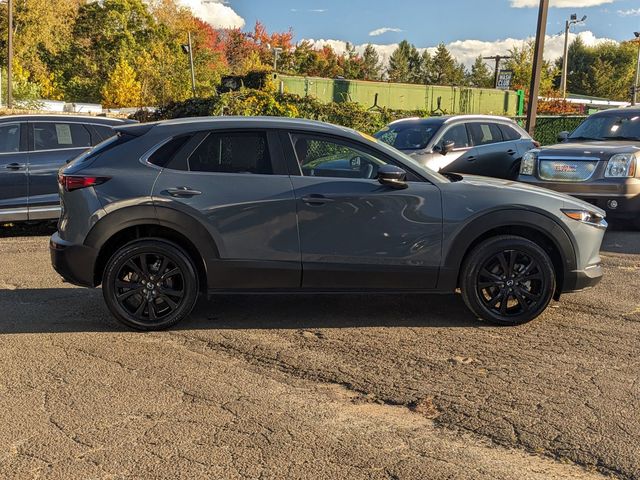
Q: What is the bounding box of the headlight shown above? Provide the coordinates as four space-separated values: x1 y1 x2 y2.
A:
604 153 637 178
520 151 537 175
562 209 607 229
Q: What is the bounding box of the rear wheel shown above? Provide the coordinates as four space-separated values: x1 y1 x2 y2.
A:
460 235 555 325
102 239 199 330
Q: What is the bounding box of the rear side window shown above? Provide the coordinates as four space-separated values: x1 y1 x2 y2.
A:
67 133 135 168
91 124 117 143
33 122 92 150
148 135 193 168
499 124 522 141
0 123 21 153
188 132 272 174
468 123 503 146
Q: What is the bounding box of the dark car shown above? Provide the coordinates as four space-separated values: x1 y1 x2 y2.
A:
0 114 135 222
518 108 640 229
51 117 606 331
374 115 537 179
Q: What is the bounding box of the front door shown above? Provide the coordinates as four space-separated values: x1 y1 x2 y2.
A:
285 132 442 290
0 122 28 221
151 129 300 289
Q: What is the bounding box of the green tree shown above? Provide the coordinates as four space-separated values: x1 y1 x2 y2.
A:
101 57 142 107
417 50 433 84
387 40 414 83
468 55 493 88
362 44 382 81
430 43 466 86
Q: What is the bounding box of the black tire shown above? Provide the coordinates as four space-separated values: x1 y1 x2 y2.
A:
508 160 521 180
460 235 555 326
102 239 199 331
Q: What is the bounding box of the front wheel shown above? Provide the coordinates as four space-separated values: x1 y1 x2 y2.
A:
460 235 556 326
102 239 199 330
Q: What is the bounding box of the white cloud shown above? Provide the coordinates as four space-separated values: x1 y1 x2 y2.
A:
511 0 614 7
291 8 327 13
302 30 615 69
617 8 640 16
176 0 245 29
369 27 403 37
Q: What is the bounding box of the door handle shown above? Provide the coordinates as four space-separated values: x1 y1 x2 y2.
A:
465 155 476 162
5 162 25 170
301 194 335 206
165 187 202 197
507 149 516 156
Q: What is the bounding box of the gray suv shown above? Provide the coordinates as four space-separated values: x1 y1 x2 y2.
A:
375 115 537 179
51 117 606 330
0 115 134 222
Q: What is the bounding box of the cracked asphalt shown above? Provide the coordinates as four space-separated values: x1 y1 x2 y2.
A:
0 225 638 479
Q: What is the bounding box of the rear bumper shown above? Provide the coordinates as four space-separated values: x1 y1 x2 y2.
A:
50 232 98 288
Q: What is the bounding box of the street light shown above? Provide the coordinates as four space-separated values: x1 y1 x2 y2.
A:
633 32 640 106
560 13 587 98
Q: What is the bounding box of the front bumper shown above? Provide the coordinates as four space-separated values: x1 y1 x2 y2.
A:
563 264 603 294
518 176 640 221
50 232 98 288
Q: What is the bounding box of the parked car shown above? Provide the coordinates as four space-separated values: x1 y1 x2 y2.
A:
0 115 136 222
51 117 606 331
375 115 538 179
518 107 640 229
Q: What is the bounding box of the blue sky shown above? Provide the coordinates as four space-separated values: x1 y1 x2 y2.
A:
184 0 640 66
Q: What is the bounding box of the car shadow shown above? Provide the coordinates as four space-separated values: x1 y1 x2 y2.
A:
0 288 480 334
0 222 57 238
602 229 640 255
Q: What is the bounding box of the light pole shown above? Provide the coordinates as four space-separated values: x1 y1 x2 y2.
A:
181 32 197 97
7 0 13 108
633 32 640 106
271 46 282 72
560 13 586 98
526 0 550 136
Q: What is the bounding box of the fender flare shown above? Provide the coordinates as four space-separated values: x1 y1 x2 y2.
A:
438 209 577 291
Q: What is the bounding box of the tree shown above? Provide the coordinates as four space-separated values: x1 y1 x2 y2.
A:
430 43 466 86
388 40 413 83
468 55 493 88
417 50 433 84
362 44 382 81
503 41 555 94
101 57 142 108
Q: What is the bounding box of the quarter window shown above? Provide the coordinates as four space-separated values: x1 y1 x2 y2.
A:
468 123 503 146
148 135 194 168
0 123 21 153
33 122 92 150
188 132 272 174
499 124 522 141
91 125 117 143
440 124 470 149
291 134 387 179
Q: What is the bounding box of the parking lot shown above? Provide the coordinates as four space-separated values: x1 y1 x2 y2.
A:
0 225 638 479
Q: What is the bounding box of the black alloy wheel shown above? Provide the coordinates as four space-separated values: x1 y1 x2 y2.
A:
103 239 198 330
460 235 556 325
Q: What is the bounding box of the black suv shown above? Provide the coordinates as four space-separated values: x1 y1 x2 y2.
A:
518 107 640 228
0 115 135 222
51 117 606 330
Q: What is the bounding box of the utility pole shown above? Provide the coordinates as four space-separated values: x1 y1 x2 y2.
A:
633 32 640 106
7 0 13 108
181 33 197 97
526 0 549 136
560 13 586 98
483 55 512 88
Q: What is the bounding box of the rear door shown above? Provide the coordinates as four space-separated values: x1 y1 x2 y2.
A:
0 122 28 221
27 121 95 219
466 122 515 178
151 129 300 289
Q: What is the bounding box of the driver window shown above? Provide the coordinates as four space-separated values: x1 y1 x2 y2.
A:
440 124 470 149
291 134 387 179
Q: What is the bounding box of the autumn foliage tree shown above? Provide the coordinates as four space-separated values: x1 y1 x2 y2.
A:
101 57 143 108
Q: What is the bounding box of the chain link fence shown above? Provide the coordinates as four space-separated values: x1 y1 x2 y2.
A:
512 115 588 146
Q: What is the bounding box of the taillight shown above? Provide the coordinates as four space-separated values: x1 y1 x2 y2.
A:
532 140 541 148
58 174 110 192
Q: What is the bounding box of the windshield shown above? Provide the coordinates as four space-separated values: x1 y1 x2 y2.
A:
374 122 441 150
569 113 640 141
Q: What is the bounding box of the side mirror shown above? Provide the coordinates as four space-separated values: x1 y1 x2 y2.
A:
439 140 455 155
378 165 408 189
557 131 569 142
